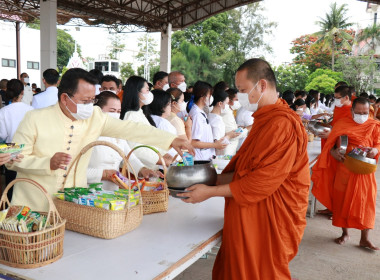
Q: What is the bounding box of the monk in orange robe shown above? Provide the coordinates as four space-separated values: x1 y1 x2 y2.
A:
117 90 124 101
312 97 380 250
179 59 310 279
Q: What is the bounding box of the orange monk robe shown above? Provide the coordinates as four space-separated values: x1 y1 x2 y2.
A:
117 90 124 101
213 99 310 280
321 104 352 150
369 105 375 119
351 95 357 102
312 117 380 229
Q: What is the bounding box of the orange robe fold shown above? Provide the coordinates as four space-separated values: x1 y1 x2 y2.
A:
321 104 352 150
312 117 380 229
117 90 124 101
213 99 310 280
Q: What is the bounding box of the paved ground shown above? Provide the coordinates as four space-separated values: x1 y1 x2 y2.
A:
175 169 380 280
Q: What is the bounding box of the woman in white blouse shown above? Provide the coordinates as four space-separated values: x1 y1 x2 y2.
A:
187 81 227 161
120 76 173 169
87 91 161 191
0 79 32 197
209 89 240 155
166 88 192 141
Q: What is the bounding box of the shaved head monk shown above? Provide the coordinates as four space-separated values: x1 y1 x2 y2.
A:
179 58 310 279
312 97 380 250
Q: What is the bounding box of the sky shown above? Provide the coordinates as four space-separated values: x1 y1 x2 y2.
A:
60 0 375 68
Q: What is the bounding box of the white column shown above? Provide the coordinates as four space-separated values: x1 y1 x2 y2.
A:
40 0 57 89
160 23 172 73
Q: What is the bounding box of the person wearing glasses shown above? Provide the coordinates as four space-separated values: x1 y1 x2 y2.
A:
187 81 227 161
7 68 194 212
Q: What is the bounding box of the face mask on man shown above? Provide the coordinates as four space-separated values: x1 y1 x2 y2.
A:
231 101 241 111
140 91 154 105
334 98 343 108
162 83 170 91
237 81 263 112
65 94 94 120
177 82 187 93
24 77 30 84
107 112 120 119
353 113 368 124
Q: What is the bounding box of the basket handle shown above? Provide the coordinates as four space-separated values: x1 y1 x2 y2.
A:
0 178 63 229
125 145 167 188
62 140 139 190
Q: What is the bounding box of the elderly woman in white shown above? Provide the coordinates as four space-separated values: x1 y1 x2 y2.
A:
87 91 161 191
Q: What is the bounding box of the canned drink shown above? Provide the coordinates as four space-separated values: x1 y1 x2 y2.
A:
182 152 194 166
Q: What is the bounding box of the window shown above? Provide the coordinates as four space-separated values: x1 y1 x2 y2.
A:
27 61 39 70
2 58 16 68
111 62 119 72
95 62 109 72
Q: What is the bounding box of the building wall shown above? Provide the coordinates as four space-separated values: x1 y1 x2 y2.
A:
0 21 41 87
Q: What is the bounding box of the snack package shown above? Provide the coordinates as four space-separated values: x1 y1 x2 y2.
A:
109 199 127 211
94 200 111 210
0 143 24 159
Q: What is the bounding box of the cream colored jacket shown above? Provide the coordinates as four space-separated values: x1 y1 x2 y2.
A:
7 103 176 211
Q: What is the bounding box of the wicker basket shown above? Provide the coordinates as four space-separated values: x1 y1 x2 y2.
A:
0 178 66 268
126 145 169 215
344 154 377 175
54 141 143 239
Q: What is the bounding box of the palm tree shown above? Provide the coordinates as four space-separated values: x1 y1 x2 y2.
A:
357 23 380 58
315 2 353 70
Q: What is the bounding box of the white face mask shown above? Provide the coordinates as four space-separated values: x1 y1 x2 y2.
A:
237 81 263 112
100 90 117 94
66 94 94 120
178 101 187 112
162 83 170 91
206 95 213 107
107 112 120 119
140 91 154 105
23 77 29 84
353 113 368 124
231 100 241 111
177 82 187 93
221 103 228 114
334 98 343 108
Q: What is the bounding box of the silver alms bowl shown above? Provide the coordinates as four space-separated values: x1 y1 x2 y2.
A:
166 160 217 190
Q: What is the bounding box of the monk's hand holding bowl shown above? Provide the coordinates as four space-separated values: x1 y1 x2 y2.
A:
179 184 214 204
367 148 378 159
330 148 345 162
50 152 72 170
318 129 331 139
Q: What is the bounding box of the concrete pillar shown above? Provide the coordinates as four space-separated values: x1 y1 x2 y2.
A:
40 0 57 89
160 23 172 73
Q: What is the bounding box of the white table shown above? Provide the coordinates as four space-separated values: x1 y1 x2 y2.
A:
0 197 225 280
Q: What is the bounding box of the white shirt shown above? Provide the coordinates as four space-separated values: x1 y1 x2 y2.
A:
208 113 225 141
236 107 254 127
32 86 58 109
95 84 101 95
151 115 178 157
0 102 34 142
189 104 215 161
221 106 238 133
21 85 33 106
87 136 144 191
123 109 169 169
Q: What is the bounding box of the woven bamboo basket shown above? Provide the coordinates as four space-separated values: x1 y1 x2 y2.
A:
54 141 143 239
0 178 66 268
126 145 169 215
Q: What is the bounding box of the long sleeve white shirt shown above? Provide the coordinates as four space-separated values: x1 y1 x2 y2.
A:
21 85 34 106
87 136 144 191
0 102 33 142
32 86 58 109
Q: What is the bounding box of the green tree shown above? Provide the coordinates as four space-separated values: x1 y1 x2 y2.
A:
26 21 81 73
305 74 337 94
273 64 310 92
108 34 125 60
357 23 380 58
171 3 276 85
336 55 379 93
120 62 135 83
315 2 353 71
171 41 221 85
307 68 344 84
